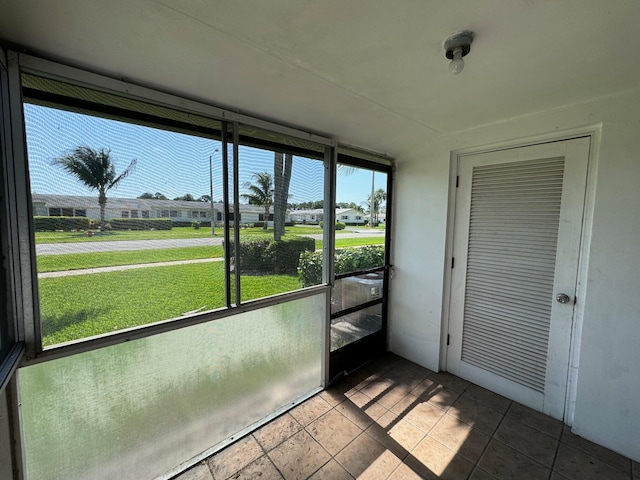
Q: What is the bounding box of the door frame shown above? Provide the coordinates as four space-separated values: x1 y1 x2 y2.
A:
328 155 393 382
441 127 600 424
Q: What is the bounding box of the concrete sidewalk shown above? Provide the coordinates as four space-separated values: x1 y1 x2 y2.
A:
38 257 224 279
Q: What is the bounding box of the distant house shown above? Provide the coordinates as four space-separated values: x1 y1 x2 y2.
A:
290 207 365 225
336 208 365 225
289 208 323 224
31 194 289 226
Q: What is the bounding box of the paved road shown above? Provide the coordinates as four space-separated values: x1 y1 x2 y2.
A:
36 230 385 255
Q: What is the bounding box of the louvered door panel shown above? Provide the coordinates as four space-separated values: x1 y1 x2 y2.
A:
461 158 564 392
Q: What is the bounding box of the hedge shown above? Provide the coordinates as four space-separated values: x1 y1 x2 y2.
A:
173 220 211 228
250 221 293 229
34 216 91 231
298 245 385 287
319 221 346 230
108 218 173 230
232 236 315 275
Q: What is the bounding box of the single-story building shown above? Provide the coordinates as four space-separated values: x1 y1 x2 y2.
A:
290 207 365 225
31 194 290 226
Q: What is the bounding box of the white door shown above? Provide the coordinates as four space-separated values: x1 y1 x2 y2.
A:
447 137 589 420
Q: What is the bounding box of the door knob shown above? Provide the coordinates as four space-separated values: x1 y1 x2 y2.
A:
556 293 571 304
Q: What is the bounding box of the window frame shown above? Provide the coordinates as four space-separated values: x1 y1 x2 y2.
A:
8 54 340 363
1 50 26 386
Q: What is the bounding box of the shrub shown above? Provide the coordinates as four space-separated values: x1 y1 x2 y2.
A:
298 250 324 287
33 216 91 231
253 221 265 228
232 236 315 275
298 245 385 287
191 219 201 229
269 236 316 274
109 218 173 230
319 221 346 230
334 245 385 274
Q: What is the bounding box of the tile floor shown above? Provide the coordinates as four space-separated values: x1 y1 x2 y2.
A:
173 353 639 480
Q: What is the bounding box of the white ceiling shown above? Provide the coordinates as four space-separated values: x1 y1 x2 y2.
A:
1 0 639 159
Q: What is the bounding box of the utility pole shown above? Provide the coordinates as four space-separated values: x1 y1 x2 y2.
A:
370 171 375 228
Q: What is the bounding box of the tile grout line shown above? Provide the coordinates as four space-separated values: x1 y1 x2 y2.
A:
250 432 285 480
548 424 566 479
308 401 359 479
469 400 513 480
559 432 633 477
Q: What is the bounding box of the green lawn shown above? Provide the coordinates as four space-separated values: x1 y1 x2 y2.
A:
37 246 224 273
39 262 301 346
333 236 385 248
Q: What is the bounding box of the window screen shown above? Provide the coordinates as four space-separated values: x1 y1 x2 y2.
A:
23 75 329 348
234 130 325 301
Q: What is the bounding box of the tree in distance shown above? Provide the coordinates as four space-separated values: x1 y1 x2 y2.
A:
138 192 168 200
363 188 387 226
52 146 136 229
174 193 196 201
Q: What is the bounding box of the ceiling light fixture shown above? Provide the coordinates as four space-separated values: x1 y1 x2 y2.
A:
444 30 475 74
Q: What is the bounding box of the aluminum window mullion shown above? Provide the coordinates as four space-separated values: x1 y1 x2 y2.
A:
322 146 336 387
323 147 337 286
232 122 241 306
7 52 38 358
382 166 394 340
221 122 232 308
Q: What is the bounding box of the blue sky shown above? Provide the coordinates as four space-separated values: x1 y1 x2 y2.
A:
24 104 387 206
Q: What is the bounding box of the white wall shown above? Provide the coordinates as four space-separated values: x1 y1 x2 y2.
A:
390 87 640 461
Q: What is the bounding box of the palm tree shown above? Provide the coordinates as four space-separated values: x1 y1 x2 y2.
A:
241 172 274 231
52 146 136 229
364 188 387 226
